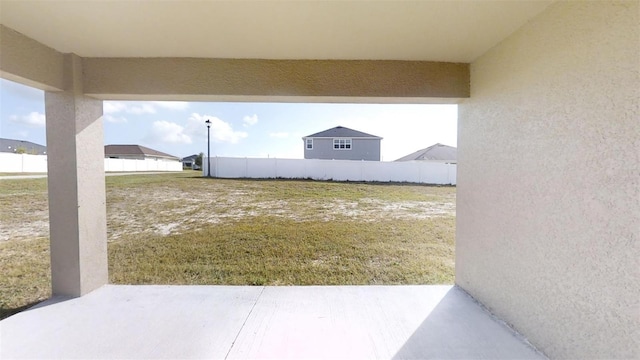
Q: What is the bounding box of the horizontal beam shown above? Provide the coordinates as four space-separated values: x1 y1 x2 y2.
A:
83 58 469 102
0 26 469 101
0 25 64 91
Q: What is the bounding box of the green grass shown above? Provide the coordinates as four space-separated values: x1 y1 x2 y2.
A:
109 217 454 286
0 172 46 176
0 237 51 320
0 173 455 320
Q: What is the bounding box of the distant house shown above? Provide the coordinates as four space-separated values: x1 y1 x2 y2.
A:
104 145 180 162
0 138 47 155
302 126 382 161
181 154 199 169
395 143 457 163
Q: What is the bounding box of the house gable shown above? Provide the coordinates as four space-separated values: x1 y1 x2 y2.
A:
302 126 382 161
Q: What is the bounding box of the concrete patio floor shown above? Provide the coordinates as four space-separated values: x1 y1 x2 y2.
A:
0 285 545 359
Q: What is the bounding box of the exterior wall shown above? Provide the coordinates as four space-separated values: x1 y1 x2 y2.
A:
0 25 64 91
105 155 145 160
106 154 178 162
304 138 381 161
204 157 456 185
83 58 469 101
456 2 639 359
104 158 182 172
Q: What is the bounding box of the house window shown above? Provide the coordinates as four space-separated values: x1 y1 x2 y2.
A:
333 138 352 150
306 138 313 150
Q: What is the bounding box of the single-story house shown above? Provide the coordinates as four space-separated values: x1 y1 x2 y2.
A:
0 138 47 155
395 143 457 163
302 126 382 161
104 144 180 162
181 154 199 169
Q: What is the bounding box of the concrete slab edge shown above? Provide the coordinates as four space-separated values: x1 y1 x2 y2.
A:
454 285 549 359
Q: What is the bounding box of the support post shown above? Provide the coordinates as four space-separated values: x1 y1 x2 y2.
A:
45 54 107 297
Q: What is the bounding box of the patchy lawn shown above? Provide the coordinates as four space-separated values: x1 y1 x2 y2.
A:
0 172 455 319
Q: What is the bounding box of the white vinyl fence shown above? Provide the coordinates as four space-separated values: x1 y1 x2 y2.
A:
0 153 48 173
0 153 182 173
203 157 456 185
104 158 183 172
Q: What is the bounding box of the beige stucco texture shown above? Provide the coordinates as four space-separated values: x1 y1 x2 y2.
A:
0 25 64 91
457 1 639 359
45 54 107 297
82 58 469 101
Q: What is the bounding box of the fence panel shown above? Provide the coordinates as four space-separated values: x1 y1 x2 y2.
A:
0 153 48 172
0 154 180 173
204 157 456 185
276 159 306 179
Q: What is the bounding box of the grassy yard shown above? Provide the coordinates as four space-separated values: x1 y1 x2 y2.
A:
0 172 455 319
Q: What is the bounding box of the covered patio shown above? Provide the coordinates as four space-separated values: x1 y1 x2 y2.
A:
0 1 637 359
1 285 543 359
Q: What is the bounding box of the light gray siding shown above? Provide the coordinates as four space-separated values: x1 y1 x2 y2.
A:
304 138 380 161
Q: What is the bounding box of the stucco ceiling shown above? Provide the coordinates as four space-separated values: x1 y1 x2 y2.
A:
0 1 553 62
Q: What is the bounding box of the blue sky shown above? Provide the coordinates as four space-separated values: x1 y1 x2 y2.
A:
0 78 457 161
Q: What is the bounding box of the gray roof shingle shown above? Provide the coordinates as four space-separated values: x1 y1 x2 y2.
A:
0 138 47 155
395 143 457 162
104 145 179 160
181 154 199 162
304 126 382 139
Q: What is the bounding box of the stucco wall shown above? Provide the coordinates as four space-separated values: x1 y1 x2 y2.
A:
0 25 64 91
82 58 469 101
304 138 381 161
456 1 639 359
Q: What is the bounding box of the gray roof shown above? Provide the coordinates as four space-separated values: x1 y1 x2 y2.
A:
304 126 382 139
0 138 47 155
181 154 199 162
395 143 457 162
105 145 179 160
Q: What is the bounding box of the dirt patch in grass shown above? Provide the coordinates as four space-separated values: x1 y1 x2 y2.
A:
0 175 455 242
0 173 456 319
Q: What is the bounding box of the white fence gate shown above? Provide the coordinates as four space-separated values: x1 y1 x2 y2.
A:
203 157 456 185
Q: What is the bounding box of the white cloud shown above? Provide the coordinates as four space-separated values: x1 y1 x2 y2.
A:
103 102 127 114
104 101 155 114
186 113 247 144
152 101 189 111
243 114 258 128
269 132 289 138
104 101 188 115
127 103 157 115
103 115 128 124
146 120 192 144
9 112 46 127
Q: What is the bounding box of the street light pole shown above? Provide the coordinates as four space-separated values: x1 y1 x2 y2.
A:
205 119 211 177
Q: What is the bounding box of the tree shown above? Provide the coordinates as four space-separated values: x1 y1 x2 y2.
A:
195 152 203 167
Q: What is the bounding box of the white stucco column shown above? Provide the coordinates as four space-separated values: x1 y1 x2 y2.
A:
45 54 107 297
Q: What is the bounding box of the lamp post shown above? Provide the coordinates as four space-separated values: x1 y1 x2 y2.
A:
205 119 211 177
